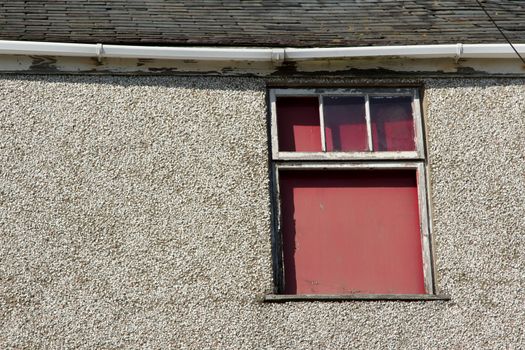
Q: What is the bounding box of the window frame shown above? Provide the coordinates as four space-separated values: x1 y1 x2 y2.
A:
269 88 425 161
267 87 443 300
271 162 434 295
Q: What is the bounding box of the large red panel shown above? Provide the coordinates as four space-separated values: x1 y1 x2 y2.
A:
323 96 368 152
280 170 425 295
276 97 322 152
370 96 416 151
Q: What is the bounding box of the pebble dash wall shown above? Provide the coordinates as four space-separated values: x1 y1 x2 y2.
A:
0 75 523 349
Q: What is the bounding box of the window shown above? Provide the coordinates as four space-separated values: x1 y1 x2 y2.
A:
267 88 442 301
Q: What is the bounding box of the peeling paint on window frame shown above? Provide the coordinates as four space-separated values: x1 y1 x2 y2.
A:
267 87 442 300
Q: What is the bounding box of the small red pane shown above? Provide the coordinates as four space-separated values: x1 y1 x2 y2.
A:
370 96 415 151
280 169 425 295
323 96 368 152
276 97 322 152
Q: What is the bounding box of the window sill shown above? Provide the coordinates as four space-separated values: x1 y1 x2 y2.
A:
261 294 451 303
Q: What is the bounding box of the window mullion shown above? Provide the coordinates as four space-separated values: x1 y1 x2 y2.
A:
413 90 425 157
318 95 327 152
269 90 279 160
364 94 373 152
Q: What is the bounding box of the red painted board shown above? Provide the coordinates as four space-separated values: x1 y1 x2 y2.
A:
279 169 425 295
276 97 322 152
370 96 416 151
323 96 368 152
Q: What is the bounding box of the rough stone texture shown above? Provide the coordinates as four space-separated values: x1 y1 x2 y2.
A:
0 75 523 349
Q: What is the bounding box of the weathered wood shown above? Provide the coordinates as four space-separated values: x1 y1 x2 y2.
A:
365 94 373 151
268 87 437 296
270 163 285 294
318 95 327 152
417 163 435 294
270 88 425 161
262 293 451 302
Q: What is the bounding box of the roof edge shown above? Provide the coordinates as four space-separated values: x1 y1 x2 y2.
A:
0 40 524 64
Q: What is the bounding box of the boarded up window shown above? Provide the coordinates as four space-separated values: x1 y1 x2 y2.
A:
279 169 425 295
323 96 368 152
370 96 416 151
270 88 433 297
276 97 322 152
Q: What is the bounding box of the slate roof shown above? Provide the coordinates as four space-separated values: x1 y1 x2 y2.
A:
0 1 523 47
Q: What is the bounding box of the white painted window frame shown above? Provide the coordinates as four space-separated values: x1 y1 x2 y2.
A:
269 87 436 296
269 88 425 161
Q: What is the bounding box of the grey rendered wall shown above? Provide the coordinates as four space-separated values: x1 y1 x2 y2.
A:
0 75 523 349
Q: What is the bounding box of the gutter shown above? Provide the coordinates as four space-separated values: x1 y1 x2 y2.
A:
0 40 524 64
